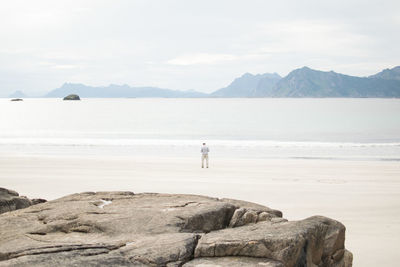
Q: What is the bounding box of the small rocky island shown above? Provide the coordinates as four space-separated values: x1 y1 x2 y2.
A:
10 98 23 101
0 188 352 266
63 94 80 100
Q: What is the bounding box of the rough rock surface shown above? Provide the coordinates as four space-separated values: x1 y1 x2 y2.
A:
0 188 35 214
0 188 47 214
0 190 352 266
183 257 284 266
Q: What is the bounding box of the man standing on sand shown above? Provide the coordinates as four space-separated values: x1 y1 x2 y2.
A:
201 142 209 168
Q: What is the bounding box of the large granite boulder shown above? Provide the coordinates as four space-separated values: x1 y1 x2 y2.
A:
63 94 80 100
0 191 352 266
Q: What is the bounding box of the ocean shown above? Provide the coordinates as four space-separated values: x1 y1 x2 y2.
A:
1 98 400 161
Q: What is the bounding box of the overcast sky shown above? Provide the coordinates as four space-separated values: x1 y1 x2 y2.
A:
0 0 399 96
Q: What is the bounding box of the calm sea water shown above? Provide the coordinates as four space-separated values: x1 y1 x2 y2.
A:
1 98 399 160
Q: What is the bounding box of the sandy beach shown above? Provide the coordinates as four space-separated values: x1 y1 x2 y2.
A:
1 0 399 265
1 155 399 266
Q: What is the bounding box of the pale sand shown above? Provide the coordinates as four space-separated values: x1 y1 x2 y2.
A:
1 155 399 266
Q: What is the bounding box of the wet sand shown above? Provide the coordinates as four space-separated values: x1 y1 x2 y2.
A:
1 155 399 266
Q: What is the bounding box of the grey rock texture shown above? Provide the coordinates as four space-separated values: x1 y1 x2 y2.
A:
183 257 284 266
0 190 352 266
31 198 47 205
0 188 47 214
194 216 350 267
0 188 33 214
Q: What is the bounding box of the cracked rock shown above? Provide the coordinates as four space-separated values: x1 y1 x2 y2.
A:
0 189 352 266
183 256 284 266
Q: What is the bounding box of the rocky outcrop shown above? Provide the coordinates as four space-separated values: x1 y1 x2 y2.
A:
0 190 352 266
63 94 80 100
0 188 47 214
0 188 32 214
10 98 23 101
194 216 350 267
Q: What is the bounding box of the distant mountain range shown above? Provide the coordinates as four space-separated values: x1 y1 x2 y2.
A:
8 66 400 98
44 83 207 98
212 66 400 97
267 66 400 97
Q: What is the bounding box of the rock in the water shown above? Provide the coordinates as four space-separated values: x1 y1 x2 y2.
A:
0 191 352 267
0 188 46 214
10 98 23 101
63 94 80 100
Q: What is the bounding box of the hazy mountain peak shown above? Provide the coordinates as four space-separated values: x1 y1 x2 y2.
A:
212 72 282 97
239 72 281 79
293 66 314 73
241 72 254 77
269 66 400 97
8 90 27 98
369 66 400 80
260 72 282 79
61 82 86 87
286 66 315 75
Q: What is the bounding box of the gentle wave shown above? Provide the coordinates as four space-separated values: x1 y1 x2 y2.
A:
0 138 399 148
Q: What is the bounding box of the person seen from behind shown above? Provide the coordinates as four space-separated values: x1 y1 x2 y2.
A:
201 142 209 168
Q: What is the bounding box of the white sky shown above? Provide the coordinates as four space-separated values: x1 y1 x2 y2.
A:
0 0 399 96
